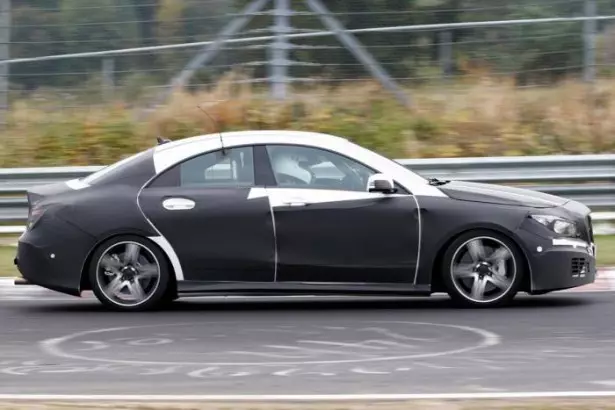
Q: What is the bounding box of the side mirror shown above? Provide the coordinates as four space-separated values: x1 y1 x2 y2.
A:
367 174 397 194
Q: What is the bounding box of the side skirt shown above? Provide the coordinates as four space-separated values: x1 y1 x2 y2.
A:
177 281 432 297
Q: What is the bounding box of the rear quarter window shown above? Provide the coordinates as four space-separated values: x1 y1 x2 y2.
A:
82 148 156 187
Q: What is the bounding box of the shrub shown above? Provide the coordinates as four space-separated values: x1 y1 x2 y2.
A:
0 76 613 167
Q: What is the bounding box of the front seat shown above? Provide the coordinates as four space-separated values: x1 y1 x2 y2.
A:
269 149 313 186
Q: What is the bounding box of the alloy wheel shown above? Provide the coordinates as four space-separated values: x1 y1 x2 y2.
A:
449 236 517 304
95 241 161 307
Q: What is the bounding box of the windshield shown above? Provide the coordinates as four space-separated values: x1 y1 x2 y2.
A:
346 140 427 185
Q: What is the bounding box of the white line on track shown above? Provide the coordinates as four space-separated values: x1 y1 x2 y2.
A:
3 392 615 401
39 321 500 366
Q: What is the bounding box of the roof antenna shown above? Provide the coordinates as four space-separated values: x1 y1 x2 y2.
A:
156 136 171 145
197 102 226 155
154 122 171 145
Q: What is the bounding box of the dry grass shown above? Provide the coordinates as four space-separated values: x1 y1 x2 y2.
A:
1 73 614 168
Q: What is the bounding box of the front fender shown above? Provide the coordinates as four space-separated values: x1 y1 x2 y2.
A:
414 195 531 287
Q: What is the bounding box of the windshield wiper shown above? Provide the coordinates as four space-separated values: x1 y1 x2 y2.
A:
428 177 450 186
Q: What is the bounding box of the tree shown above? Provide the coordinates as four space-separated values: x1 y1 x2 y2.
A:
8 0 613 94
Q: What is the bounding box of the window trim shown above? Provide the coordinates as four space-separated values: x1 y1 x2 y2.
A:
144 145 260 189
260 143 411 195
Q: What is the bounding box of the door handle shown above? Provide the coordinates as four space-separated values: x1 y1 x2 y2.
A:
162 197 195 210
281 198 308 207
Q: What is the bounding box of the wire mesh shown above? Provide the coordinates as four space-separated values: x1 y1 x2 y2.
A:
7 1 615 101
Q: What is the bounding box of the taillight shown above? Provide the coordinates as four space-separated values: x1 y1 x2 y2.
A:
27 203 46 230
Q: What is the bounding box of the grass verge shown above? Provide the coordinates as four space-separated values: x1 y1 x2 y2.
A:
597 235 615 266
0 236 614 278
0 245 17 277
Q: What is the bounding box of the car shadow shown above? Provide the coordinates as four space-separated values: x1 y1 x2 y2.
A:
17 292 607 315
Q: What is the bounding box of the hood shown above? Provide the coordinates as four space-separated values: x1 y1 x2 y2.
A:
438 180 569 208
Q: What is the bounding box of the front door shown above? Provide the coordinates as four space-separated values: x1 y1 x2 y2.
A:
262 144 420 284
139 146 276 283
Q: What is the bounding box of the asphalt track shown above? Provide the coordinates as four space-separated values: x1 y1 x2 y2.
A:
1 289 615 396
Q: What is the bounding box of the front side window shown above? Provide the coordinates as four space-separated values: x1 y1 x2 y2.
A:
265 145 377 192
151 146 255 188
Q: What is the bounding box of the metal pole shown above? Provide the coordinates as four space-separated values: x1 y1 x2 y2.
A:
169 0 270 91
269 0 290 100
439 30 453 79
140 0 270 114
583 0 597 83
102 57 114 101
0 0 9 128
304 0 411 108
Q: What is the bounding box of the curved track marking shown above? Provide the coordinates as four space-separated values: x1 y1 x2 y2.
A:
40 321 501 366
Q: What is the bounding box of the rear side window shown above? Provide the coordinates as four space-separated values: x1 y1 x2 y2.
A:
150 147 255 188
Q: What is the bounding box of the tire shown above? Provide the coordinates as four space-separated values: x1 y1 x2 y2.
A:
441 229 525 308
88 235 173 312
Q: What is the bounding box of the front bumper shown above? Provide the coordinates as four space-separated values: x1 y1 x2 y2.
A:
516 228 597 293
530 239 596 293
15 215 96 297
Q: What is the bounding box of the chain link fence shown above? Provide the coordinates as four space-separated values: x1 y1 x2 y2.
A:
4 1 615 103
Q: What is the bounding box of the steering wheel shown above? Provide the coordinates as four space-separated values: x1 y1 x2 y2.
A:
342 165 371 191
340 174 365 191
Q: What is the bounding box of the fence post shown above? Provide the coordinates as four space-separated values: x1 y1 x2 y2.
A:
269 0 291 100
102 57 115 101
0 0 9 128
583 0 597 82
439 30 453 79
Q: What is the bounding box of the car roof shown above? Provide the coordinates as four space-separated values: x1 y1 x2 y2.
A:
79 128 443 198
153 130 350 154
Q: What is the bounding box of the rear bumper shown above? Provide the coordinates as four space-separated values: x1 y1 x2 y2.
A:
15 215 96 297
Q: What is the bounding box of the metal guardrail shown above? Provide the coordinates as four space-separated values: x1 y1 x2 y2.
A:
0 154 612 229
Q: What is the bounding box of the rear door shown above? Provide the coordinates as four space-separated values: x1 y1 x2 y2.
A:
138 146 276 283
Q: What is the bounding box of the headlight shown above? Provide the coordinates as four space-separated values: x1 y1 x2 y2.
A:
530 214 579 237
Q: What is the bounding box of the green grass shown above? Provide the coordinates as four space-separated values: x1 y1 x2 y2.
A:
0 236 614 278
0 245 18 277
596 235 615 266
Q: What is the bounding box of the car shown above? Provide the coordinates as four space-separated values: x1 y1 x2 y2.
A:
14 130 597 311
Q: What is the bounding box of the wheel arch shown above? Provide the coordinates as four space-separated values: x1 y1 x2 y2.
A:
79 230 177 294
429 224 533 294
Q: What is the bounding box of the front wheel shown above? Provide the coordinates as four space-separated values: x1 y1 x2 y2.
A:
88 235 172 311
441 230 525 308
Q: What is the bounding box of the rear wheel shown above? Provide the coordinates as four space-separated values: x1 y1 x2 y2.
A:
441 230 525 308
88 235 172 311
